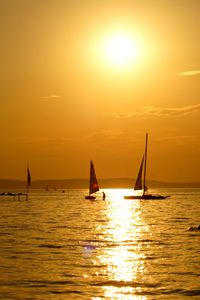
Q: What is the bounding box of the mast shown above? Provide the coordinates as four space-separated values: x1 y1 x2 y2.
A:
143 133 148 195
89 161 92 195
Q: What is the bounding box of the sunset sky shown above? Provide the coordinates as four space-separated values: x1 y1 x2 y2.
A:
0 0 199 182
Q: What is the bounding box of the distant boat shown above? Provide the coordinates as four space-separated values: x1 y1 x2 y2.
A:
124 133 170 200
188 225 200 231
85 161 99 200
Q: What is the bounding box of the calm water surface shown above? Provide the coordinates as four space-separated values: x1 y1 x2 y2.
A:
0 188 199 299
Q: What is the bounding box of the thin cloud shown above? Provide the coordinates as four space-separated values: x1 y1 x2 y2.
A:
104 112 134 119
179 70 200 76
40 95 62 99
105 104 200 118
143 104 200 116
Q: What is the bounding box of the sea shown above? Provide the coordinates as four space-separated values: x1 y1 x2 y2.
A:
0 188 199 300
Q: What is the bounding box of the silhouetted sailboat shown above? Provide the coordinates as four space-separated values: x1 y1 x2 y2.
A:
85 161 99 200
124 133 170 200
26 165 31 200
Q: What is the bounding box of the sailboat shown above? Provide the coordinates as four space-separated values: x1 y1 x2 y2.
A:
85 161 99 200
124 133 170 200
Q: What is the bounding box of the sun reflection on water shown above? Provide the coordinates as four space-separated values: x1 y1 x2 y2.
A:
96 189 148 299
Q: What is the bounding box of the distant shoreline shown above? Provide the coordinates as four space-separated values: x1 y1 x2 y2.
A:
0 178 200 189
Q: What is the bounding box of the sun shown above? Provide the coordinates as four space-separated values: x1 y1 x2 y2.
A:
103 32 140 68
89 28 146 72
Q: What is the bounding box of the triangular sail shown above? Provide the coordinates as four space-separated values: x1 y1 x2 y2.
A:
89 161 99 195
124 133 170 200
26 165 31 200
134 156 144 191
27 166 31 187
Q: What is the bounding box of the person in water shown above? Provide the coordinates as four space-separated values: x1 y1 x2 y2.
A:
102 191 106 200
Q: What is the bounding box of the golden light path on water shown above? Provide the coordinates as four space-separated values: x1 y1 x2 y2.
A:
95 189 148 299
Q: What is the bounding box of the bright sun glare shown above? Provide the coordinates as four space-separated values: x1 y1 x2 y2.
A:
103 32 140 67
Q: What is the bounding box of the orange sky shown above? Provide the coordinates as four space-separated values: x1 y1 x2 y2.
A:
0 0 200 182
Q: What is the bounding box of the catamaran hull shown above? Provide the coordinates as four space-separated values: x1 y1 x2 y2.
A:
124 194 170 200
85 195 96 200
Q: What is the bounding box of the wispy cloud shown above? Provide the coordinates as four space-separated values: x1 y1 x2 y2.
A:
40 95 62 99
179 70 200 76
104 112 134 118
105 104 200 118
143 104 200 116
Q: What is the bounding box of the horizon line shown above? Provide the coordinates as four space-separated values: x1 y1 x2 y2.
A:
0 178 200 184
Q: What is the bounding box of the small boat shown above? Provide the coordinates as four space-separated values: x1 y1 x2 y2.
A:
124 133 170 200
85 161 99 200
188 225 200 231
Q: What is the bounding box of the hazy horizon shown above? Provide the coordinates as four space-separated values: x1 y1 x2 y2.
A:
1 0 200 182
0 177 200 185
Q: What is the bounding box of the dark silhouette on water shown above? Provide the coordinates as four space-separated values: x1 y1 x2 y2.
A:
124 133 170 200
0 166 31 201
85 161 99 200
0 192 27 200
26 165 31 200
188 225 200 231
102 191 106 200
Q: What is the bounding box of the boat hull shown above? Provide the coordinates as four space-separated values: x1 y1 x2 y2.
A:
85 195 96 200
124 194 170 200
